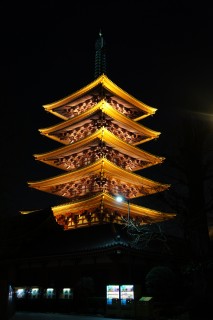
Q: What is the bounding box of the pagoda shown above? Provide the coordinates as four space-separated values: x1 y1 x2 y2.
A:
27 31 175 230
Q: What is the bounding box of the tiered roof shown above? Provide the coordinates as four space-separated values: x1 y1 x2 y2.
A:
26 73 175 230
42 74 157 121
33 128 164 172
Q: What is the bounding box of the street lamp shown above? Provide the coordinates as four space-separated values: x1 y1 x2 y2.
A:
115 195 130 222
116 195 132 282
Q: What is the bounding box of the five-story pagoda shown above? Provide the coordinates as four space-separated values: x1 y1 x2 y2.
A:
27 32 175 230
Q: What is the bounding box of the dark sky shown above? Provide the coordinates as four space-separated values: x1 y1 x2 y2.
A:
1 1 213 216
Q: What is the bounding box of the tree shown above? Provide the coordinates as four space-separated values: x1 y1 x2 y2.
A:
121 111 213 261
163 111 212 260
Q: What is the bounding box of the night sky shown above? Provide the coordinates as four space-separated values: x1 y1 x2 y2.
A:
1 1 213 221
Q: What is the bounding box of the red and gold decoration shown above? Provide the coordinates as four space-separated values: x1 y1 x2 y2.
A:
27 74 175 230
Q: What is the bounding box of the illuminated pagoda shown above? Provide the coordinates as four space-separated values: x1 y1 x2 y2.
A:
27 31 175 230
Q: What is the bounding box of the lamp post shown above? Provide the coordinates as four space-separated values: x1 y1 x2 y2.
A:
116 195 132 282
127 198 130 222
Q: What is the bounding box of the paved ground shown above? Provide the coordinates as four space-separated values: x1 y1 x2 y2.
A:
11 312 128 320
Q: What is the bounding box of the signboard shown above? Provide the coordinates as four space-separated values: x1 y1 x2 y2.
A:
120 285 134 305
106 285 119 305
120 285 134 300
139 296 152 302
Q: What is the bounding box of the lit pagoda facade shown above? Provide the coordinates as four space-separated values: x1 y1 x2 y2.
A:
27 32 175 230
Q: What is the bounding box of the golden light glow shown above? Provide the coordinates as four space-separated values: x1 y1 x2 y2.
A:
26 74 175 230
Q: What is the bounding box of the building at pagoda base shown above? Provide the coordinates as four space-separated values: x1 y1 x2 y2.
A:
5 207 186 316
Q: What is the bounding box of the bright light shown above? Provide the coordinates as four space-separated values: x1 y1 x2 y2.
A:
116 195 123 203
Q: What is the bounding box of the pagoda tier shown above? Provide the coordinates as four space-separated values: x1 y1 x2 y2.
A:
28 157 169 200
50 192 176 230
42 74 157 121
39 100 160 146
34 128 165 172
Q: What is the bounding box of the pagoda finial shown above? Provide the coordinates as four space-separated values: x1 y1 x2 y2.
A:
94 29 106 79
